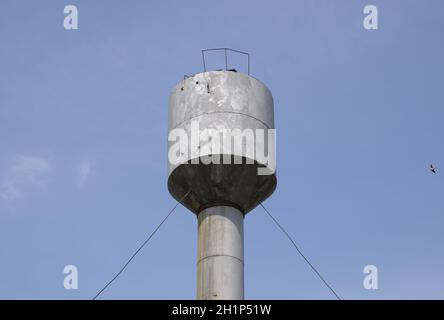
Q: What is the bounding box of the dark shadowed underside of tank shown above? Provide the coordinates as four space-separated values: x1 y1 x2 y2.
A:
168 156 277 215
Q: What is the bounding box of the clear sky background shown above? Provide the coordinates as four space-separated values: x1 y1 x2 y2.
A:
0 0 443 300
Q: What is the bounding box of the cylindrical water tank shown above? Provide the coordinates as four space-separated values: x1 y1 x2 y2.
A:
167 71 276 214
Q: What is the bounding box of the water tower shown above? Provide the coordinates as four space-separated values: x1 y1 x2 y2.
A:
167 49 276 299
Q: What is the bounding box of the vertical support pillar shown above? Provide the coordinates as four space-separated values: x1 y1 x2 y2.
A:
197 206 244 300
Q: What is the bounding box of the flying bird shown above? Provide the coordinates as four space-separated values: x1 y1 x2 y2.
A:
430 164 437 174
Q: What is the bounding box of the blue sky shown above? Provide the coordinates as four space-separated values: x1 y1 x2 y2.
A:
0 0 443 299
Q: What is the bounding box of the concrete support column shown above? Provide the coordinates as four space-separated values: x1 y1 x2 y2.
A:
197 206 244 300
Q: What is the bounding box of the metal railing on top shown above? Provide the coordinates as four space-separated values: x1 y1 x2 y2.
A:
201 48 250 75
